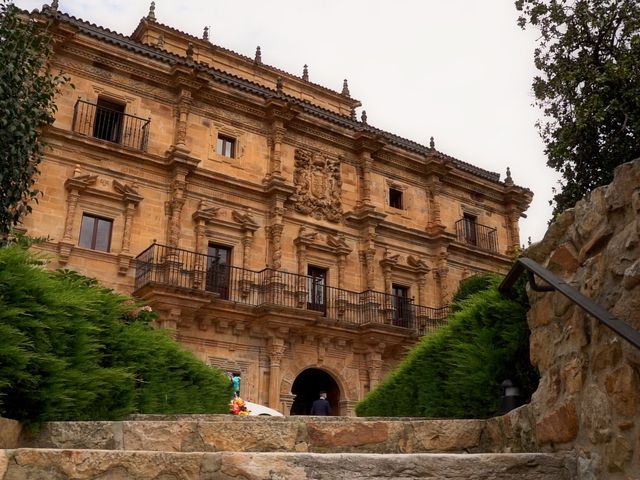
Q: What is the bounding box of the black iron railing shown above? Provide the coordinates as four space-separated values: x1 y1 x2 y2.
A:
455 218 499 253
72 98 150 151
499 257 640 350
135 244 449 334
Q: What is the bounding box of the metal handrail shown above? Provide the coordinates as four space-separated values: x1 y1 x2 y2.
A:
499 257 640 350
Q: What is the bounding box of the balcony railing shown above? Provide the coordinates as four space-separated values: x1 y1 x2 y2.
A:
72 98 150 151
455 218 499 253
135 244 449 335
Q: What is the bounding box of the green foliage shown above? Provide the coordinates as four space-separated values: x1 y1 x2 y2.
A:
515 0 640 216
0 2 69 234
0 245 231 426
450 273 500 312
355 277 538 418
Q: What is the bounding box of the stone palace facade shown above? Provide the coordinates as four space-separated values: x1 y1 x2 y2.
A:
21 3 532 415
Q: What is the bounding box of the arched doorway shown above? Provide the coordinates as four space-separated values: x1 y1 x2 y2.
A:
290 368 340 416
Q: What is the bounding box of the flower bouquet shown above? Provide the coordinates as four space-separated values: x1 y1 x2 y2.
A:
230 397 251 416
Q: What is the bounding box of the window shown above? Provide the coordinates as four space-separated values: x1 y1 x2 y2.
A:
78 214 113 252
463 213 478 246
389 187 403 209
206 244 232 299
93 97 125 144
392 284 412 328
216 134 236 158
307 266 327 313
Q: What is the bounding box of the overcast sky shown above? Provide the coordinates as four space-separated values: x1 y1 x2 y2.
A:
16 0 562 244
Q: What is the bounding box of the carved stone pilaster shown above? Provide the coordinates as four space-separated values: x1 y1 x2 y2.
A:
268 338 287 410
433 249 450 305
507 208 521 254
174 89 192 147
426 175 444 233
360 152 373 208
359 248 377 291
165 171 189 248
270 123 286 178
112 180 144 274
267 223 284 271
60 169 98 265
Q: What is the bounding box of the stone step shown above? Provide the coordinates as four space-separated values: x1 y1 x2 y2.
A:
19 417 494 454
0 449 576 479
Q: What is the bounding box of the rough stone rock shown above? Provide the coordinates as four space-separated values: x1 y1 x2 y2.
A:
561 357 584 395
605 364 639 418
0 450 8 479
3 449 209 480
605 161 640 212
605 435 632 472
482 405 537 454
580 384 612 444
0 449 577 480
0 418 21 449
548 242 580 275
209 451 576 480
409 419 483 452
122 420 200 452
527 208 575 264
20 422 121 450
536 402 579 445
197 420 302 452
306 421 394 452
591 338 622 373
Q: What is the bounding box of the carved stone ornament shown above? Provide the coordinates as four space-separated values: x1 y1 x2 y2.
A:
290 149 342 223
407 255 430 272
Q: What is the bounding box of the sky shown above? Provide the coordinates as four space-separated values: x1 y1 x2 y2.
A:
16 0 562 244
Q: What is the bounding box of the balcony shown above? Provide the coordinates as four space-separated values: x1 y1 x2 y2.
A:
134 244 449 335
72 98 150 151
455 218 499 253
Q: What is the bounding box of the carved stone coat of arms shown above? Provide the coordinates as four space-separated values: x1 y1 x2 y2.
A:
290 149 342 222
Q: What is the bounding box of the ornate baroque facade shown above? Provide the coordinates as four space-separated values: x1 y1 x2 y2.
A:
22 3 532 416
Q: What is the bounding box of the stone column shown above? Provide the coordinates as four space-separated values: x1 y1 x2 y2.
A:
360 152 373 207
166 173 187 249
426 175 443 230
268 338 286 410
174 89 192 148
507 207 521 254
270 121 286 179
62 189 80 244
366 349 384 391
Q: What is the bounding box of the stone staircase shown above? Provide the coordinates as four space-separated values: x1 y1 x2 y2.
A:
1 415 577 479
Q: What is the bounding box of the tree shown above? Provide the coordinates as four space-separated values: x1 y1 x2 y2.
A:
0 2 68 235
515 0 640 216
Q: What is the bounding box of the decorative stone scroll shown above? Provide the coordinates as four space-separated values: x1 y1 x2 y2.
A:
290 149 342 223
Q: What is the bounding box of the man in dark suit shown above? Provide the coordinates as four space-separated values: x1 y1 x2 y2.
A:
310 391 332 416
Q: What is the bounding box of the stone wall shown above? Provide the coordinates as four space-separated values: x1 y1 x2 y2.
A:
489 159 640 479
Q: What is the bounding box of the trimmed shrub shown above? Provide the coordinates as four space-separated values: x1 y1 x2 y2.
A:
450 273 498 312
355 276 538 418
0 244 231 426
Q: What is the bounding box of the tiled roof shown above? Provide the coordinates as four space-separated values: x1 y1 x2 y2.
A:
130 17 361 107
39 5 503 184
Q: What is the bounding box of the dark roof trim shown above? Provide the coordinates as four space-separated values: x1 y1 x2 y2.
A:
41 6 503 184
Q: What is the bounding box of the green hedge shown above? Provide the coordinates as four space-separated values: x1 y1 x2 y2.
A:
0 244 231 426
355 275 538 418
